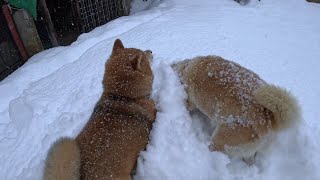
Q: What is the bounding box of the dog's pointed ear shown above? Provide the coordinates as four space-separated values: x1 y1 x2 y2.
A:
131 53 143 71
112 39 124 53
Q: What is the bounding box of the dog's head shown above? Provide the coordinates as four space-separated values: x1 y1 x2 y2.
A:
103 39 153 99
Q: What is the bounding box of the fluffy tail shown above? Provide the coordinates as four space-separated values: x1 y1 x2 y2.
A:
43 137 80 180
253 84 301 131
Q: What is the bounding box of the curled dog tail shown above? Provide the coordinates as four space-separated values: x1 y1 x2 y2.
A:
43 137 80 180
253 84 301 131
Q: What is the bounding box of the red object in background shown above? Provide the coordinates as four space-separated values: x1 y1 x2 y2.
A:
2 4 29 61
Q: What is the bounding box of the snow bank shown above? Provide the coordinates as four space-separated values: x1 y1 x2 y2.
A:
135 60 232 180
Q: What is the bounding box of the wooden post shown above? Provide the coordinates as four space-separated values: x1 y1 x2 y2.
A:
2 4 29 61
38 0 59 47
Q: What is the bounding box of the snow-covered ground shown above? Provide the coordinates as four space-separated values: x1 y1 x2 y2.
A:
1 0 320 179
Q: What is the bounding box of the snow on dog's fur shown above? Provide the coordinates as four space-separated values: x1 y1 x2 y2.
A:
43 39 156 180
172 56 300 163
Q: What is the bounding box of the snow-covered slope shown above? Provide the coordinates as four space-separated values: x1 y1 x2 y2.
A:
0 0 319 179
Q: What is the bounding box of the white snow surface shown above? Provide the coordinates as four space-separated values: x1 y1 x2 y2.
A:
1 0 320 179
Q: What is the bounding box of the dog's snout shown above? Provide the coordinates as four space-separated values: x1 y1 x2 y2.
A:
144 50 153 62
145 50 153 62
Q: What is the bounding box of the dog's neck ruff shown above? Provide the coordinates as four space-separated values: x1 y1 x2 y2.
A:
107 93 134 102
94 93 154 122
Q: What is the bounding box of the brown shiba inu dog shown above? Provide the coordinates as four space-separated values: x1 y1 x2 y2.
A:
43 39 156 180
172 55 300 163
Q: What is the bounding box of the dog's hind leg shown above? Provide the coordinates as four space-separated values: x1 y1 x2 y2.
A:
208 123 258 158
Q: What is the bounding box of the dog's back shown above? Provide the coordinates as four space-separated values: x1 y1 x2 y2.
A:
43 39 155 180
76 97 155 179
77 40 155 179
174 56 271 123
173 55 299 159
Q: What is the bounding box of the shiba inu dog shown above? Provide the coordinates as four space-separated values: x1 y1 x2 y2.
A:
43 39 156 180
172 55 300 163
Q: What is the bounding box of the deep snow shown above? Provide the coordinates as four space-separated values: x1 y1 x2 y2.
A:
0 0 320 179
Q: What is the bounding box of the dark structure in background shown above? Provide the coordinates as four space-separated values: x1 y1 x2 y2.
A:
76 0 130 33
0 0 23 81
46 0 79 46
306 0 320 3
0 0 131 81
45 0 130 45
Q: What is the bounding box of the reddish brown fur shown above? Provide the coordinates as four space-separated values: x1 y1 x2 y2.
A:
104 40 153 99
44 39 156 180
173 55 299 161
76 39 155 179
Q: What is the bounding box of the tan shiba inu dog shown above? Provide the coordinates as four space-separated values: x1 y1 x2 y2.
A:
43 39 156 180
172 55 300 163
